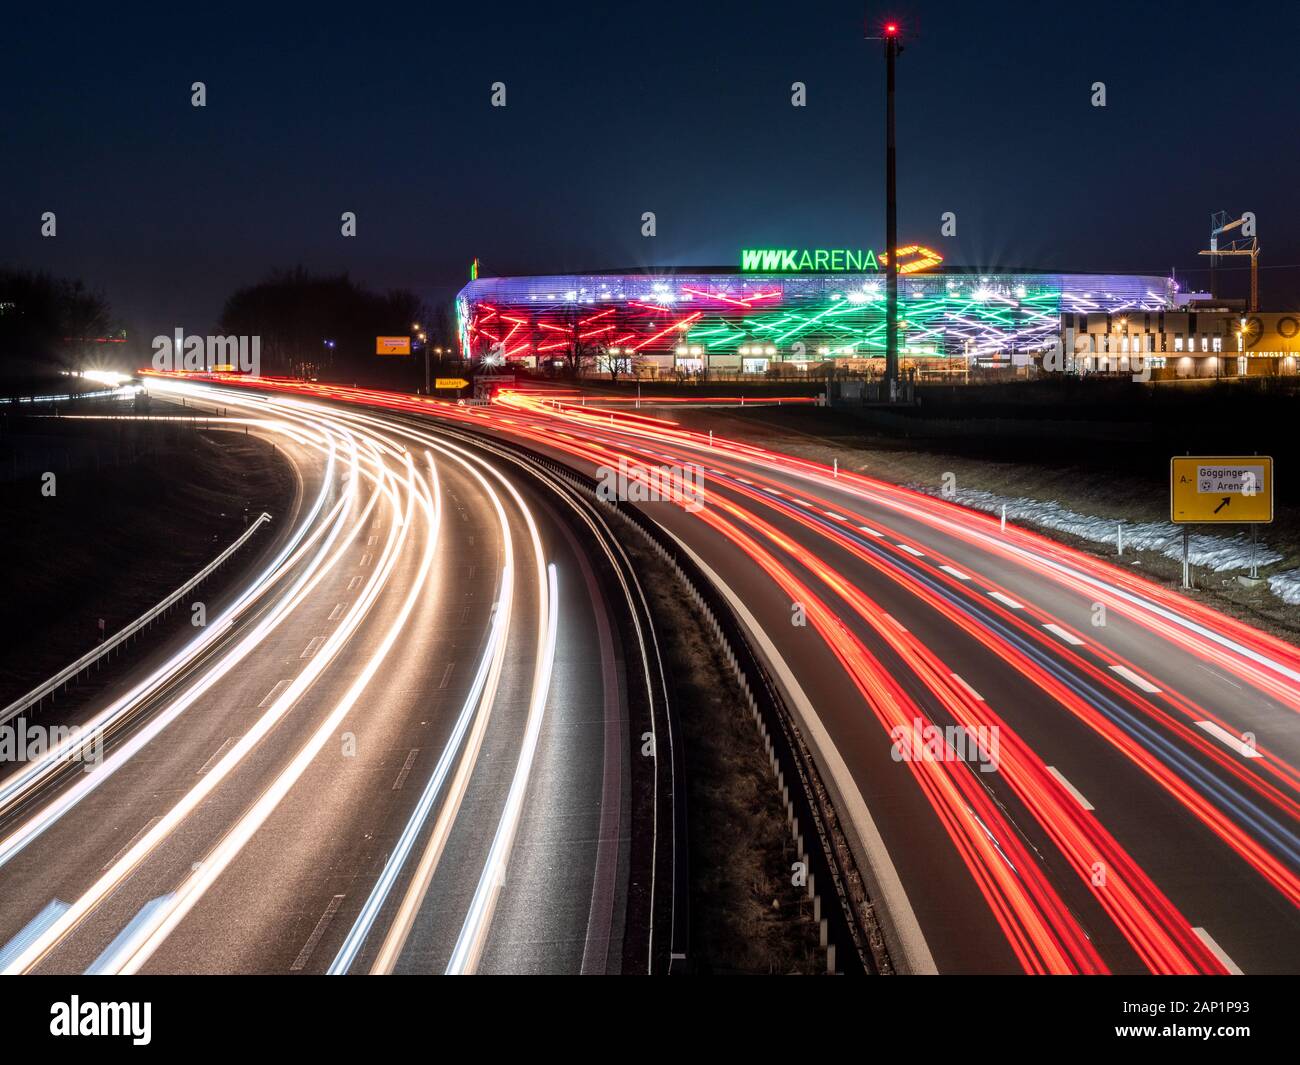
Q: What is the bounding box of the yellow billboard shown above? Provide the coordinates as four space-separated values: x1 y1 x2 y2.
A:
1170 456 1273 524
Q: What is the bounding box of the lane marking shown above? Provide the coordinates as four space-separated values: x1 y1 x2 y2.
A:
438 662 454 689
1046 766 1094 810
300 636 325 659
1109 664 1161 694
367 535 378 546
291 895 346 972
857 525 884 537
1193 927 1243 974
950 673 984 702
1043 623 1085 646
392 749 420 790
259 679 291 707
1198 662 1243 691
897 544 925 557
940 565 971 580
824 511 849 521
1194 720 1261 759
347 575 362 591
102 817 163 872
196 738 237 776
327 603 345 621
360 552 373 567
988 591 1023 609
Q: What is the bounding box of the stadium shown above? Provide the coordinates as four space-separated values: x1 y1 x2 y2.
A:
456 248 1175 378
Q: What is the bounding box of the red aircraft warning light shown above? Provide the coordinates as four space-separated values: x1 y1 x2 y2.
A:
884 22 898 35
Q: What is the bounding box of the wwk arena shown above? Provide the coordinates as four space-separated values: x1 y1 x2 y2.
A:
456 246 1173 379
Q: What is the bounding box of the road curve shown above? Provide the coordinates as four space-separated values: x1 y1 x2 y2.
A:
0 380 670 975
166 375 1300 976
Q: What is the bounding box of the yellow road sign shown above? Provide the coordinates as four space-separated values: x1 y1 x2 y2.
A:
1170 456 1273 524
435 377 469 389
375 336 411 355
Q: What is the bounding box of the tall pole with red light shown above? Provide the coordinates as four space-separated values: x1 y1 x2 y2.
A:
883 20 901 399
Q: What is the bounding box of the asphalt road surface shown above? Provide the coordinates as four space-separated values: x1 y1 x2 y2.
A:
0 383 644 975
188 377 1300 976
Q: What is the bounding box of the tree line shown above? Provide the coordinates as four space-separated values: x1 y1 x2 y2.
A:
0 265 460 388
0 269 116 381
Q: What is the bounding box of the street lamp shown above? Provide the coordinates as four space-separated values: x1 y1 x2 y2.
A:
412 324 432 394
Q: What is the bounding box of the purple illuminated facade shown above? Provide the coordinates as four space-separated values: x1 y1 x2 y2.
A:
457 269 1175 374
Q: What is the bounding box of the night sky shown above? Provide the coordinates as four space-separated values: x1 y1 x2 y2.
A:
3 0 1297 353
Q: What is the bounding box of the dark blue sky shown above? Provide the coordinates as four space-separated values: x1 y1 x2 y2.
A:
3 0 1297 348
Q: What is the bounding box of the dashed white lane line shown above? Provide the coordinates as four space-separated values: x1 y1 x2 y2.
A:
950 673 984 701
291 895 346 972
1193 927 1244 974
103 816 163 871
1195 720 1262 759
259 679 291 707
300 636 325 659
438 661 454 689
327 603 345 621
988 591 1023 609
360 552 373 567
392 748 420 790
366 535 378 546
347 575 362 591
1198 662 1243 691
1046 766 1094 810
196 737 237 776
824 511 849 521
1109 664 1161 694
940 565 971 580
736 477 753 485
857 526 884 537
1044 623 1085 646
897 544 925 557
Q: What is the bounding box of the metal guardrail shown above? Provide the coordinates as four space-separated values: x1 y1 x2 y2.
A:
0 513 272 727
598 486 876 975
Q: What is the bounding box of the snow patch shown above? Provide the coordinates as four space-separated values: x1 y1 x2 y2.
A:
922 486 1282 573
1268 570 1300 605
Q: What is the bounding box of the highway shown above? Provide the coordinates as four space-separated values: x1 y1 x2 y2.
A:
486 389 1300 974
0 382 670 975
166 375 1300 976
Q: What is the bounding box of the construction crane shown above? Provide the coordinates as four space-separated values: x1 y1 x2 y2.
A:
1199 210 1260 312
